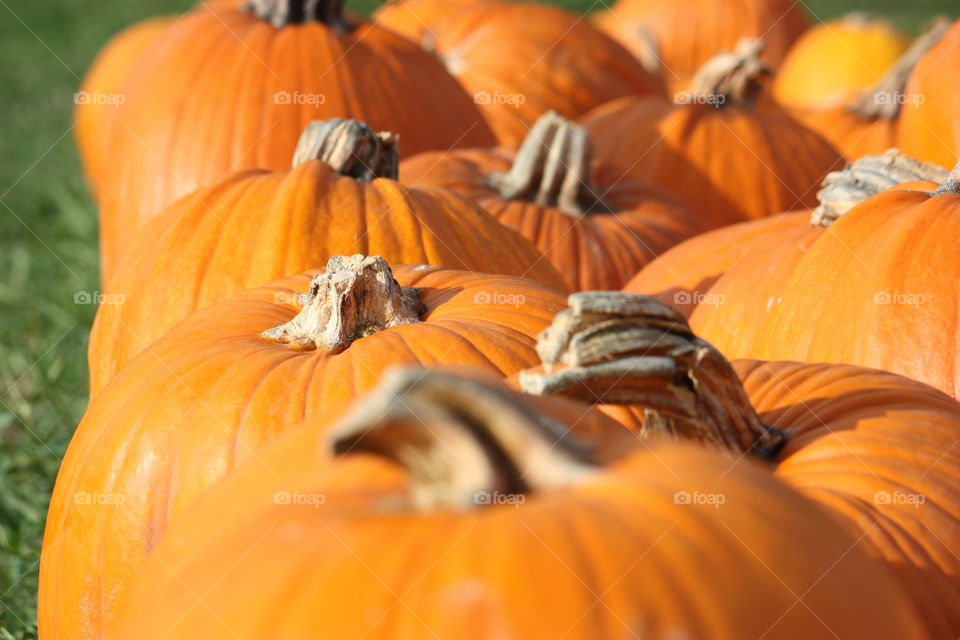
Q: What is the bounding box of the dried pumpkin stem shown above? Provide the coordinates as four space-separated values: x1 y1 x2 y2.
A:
487 111 612 217
519 292 785 458
293 119 399 180
850 17 950 120
812 149 948 226
932 157 960 196
246 0 349 29
687 38 768 108
331 368 598 510
261 254 425 350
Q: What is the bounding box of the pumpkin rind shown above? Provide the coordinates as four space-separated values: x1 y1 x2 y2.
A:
401 112 703 291
89 130 566 396
592 0 808 92
582 43 843 227
106 369 921 640
40 263 565 640
95 0 496 281
374 0 664 145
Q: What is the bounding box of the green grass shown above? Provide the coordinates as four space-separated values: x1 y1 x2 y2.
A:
0 0 953 637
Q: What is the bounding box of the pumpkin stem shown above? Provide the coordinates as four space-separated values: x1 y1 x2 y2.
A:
687 38 768 108
292 119 399 181
932 158 960 196
486 111 613 217
261 254 425 350
331 368 598 510
812 149 948 226
849 17 950 120
246 0 349 29
519 292 785 458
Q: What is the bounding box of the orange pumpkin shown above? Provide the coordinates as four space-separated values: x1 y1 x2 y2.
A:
40 256 566 640
592 0 808 92
107 368 920 640
90 120 564 395
748 161 960 399
624 150 945 320
371 0 482 43
582 40 843 228
788 18 950 161
773 13 910 111
401 111 703 291
75 15 174 192
373 0 664 145
688 152 947 358
93 0 496 280
519 292 960 637
898 18 960 167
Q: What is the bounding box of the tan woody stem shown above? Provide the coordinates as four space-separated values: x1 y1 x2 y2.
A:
261 255 424 351
292 119 399 181
687 38 768 108
519 292 785 458
812 149 948 226
247 0 349 29
849 17 950 120
487 111 612 217
331 368 598 510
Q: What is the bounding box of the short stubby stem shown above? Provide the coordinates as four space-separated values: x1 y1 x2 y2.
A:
261 255 425 351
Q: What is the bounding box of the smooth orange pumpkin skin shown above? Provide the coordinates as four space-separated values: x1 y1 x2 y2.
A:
592 0 809 92
773 15 909 111
622 212 811 318
371 0 483 43
75 16 174 192
375 0 665 146
107 401 920 639
400 148 705 291
687 214 822 359
740 360 960 639
89 159 565 396
40 267 566 640
592 356 960 638
898 20 960 167
790 106 899 161
582 97 843 228
750 181 960 399
95 0 496 281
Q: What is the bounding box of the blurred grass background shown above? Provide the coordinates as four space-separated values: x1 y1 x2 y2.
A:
0 0 954 636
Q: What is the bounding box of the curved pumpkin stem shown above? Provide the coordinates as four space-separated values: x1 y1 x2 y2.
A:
331 368 598 510
931 157 960 196
812 149 948 226
293 119 399 181
246 0 349 29
849 17 950 120
261 255 425 351
687 38 768 108
519 292 785 458
487 111 612 217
